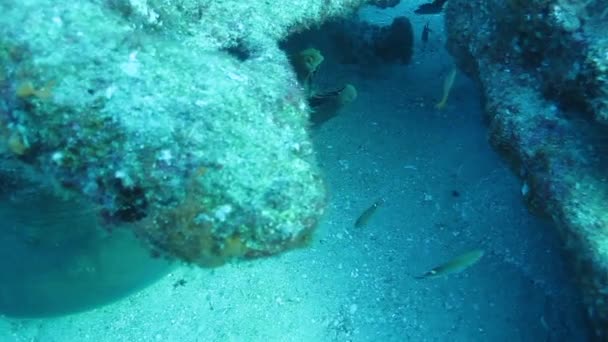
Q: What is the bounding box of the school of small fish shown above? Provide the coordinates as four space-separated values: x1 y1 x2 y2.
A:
352 198 484 280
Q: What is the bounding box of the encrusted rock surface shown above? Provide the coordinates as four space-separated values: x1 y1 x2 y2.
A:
0 0 372 267
445 0 608 338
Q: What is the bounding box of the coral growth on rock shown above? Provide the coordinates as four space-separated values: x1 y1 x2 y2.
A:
445 0 608 337
0 0 373 267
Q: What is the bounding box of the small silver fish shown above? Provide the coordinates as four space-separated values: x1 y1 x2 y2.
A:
354 198 384 228
415 249 484 279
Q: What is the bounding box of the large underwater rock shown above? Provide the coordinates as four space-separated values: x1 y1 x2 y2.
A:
0 0 372 267
444 0 608 338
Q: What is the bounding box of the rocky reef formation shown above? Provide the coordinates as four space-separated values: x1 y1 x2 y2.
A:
0 0 373 267
444 0 608 338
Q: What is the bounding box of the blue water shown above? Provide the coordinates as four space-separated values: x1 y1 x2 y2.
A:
0 3 590 341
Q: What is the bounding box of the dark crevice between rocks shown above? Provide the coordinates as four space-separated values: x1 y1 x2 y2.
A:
279 14 414 127
222 38 255 62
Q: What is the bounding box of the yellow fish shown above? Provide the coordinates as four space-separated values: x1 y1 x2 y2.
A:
435 67 457 110
415 249 484 279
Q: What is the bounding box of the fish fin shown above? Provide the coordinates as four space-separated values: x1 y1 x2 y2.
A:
413 270 436 280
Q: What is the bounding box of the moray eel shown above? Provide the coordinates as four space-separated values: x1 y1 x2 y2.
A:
415 249 484 279
309 84 357 127
292 48 324 94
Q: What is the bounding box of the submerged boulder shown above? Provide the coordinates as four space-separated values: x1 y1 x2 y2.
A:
444 0 608 338
0 0 373 267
